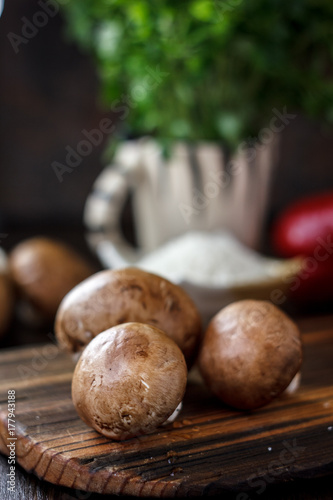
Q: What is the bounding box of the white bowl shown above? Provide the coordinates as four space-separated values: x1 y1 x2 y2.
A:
84 232 302 325
178 256 302 325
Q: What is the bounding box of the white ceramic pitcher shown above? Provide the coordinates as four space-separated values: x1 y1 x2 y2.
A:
84 136 278 269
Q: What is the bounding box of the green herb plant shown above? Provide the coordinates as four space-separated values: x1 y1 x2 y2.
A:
60 0 333 150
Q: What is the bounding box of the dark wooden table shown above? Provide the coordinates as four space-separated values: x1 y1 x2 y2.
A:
0 452 332 500
0 315 332 499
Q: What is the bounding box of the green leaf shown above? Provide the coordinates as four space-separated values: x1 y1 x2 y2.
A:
59 0 333 150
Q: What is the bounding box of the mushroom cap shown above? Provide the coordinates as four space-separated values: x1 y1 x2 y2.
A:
198 299 302 409
55 267 202 365
72 322 187 440
9 237 94 318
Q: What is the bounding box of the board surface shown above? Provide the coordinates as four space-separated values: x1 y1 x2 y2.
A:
0 327 332 497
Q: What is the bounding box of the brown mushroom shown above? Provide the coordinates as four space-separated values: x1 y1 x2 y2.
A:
55 267 202 365
9 237 95 320
72 322 187 440
198 299 302 410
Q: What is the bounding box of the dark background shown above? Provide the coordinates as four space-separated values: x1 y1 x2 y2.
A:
0 0 109 234
1 0 333 246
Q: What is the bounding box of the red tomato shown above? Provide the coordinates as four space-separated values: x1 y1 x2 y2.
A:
271 191 333 257
271 191 333 303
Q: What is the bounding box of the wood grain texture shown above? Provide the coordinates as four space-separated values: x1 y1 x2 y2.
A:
0 327 332 497
1 454 333 500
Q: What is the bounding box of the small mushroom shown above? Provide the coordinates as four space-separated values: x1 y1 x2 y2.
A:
55 267 202 366
9 237 94 321
198 299 302 410
72 322 187 440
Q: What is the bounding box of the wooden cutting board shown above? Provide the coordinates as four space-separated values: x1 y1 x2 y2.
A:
0 327 332 497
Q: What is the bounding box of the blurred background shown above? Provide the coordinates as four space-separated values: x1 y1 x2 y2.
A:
0 0 107 236
1 0 333 347
1 0 333 235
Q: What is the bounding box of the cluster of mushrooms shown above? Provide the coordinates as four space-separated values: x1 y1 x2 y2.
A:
1 237 303 441
55 267 302 441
